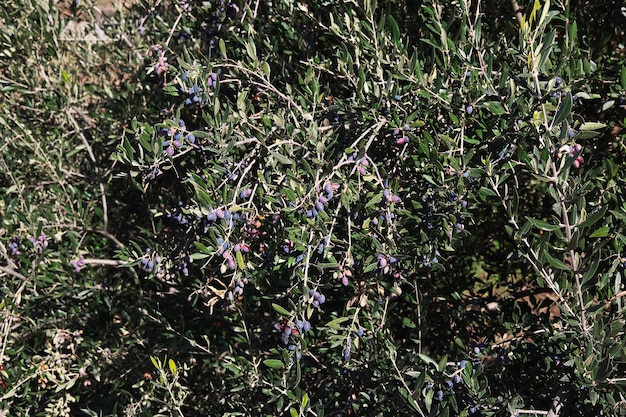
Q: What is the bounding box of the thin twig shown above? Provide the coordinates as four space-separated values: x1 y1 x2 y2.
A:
0 265 28 282
82 258 125 266
119 32 145 63
513 410 548 416
95 229 125 249
164 10 184 48
67 110 109 232
551 162 587 333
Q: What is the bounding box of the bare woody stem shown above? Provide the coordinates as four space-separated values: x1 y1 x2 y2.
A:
511 0 524 27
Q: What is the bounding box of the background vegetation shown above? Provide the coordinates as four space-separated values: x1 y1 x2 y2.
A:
1 0 626 415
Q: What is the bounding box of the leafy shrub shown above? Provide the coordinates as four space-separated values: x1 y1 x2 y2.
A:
0 0 165 414
112 0 626 415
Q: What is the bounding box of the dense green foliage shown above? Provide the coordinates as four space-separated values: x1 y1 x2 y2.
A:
1 0 626 415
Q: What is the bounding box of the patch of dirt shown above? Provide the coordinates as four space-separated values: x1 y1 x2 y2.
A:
55 0 139 18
